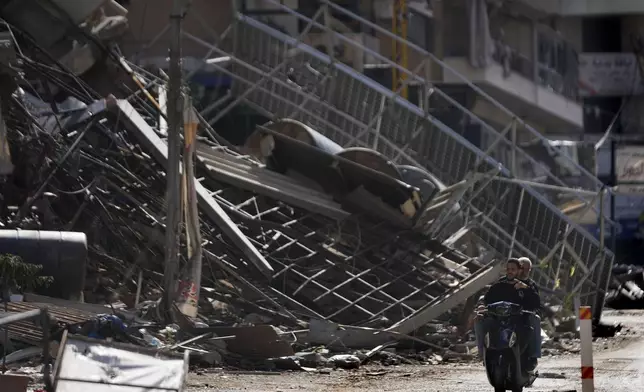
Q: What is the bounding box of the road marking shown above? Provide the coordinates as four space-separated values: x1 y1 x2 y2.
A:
580 307 592 320
581 366 594 379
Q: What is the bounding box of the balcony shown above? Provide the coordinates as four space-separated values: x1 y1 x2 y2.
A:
443 28 583 134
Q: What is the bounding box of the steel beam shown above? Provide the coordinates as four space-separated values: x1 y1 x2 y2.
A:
110 98 274 277
386 254 500 335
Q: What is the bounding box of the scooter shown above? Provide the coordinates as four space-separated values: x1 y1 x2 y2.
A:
479 301 538 392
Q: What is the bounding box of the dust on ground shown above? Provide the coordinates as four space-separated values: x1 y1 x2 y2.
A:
185 309 644 392
187 364 477 392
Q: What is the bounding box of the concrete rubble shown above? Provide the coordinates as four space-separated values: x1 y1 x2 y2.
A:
606 264 644 310
0 1 620 392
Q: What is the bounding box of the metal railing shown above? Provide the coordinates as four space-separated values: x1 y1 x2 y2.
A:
0 308 53 391
199 14 615 315
317 0 598 187
241 0 613 221
537 30 580 101
159 0 616 316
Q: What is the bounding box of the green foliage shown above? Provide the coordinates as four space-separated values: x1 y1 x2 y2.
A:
0 254 54 294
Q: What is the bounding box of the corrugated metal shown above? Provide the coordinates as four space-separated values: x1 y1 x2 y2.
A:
0 302 97 345
196 143 350 220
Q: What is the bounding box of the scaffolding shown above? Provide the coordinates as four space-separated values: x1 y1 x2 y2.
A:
131 0 615 320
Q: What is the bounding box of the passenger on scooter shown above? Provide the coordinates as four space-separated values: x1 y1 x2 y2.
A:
517 256 542 371
474 258 540 368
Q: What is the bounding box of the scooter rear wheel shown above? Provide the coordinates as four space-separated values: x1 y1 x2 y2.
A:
494 388 505 392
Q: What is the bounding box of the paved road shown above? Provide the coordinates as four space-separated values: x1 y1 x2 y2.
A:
188 310 644 391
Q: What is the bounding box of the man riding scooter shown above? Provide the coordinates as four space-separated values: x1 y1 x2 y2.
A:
474 258 541 371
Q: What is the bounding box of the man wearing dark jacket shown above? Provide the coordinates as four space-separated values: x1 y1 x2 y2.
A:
483 274 540 311
474 258 541 369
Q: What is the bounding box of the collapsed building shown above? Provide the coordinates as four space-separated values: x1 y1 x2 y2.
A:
0 0 617 357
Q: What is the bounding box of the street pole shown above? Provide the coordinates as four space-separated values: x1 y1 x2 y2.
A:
163 0 188 320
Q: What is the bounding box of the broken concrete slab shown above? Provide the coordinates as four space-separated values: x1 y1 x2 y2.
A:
207 325 294 359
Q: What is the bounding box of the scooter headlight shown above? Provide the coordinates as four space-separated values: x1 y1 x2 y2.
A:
484 332 490 348
509 331 517 348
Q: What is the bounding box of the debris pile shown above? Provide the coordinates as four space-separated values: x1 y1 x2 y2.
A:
0 2 613 391
606 264 644 309
0 0 506 382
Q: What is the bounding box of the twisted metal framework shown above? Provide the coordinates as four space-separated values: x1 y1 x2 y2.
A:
111 98 503 339
135 0 615 318
0 2 505 345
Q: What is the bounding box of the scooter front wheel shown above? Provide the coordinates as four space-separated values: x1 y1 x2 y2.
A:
494 388 505 392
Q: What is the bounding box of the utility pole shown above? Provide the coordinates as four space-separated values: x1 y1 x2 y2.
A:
163 0 188 319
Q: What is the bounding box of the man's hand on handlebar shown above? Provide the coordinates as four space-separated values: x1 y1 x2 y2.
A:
514 280 528 290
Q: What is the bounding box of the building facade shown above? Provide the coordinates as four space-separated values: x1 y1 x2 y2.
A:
520 0 644 259
120 1 584 134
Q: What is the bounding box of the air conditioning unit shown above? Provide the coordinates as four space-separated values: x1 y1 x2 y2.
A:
304 32 380 73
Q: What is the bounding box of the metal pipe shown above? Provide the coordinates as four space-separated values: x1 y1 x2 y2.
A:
476 173 607 198
200 91 231 119
0 309 41 327
16 120 94 222
344 59 427 147
183 25 233 83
